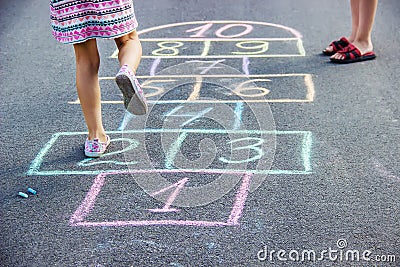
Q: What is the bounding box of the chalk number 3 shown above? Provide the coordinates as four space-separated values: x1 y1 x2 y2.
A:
220 137 264 164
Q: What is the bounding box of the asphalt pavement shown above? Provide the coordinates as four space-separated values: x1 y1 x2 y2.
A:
1 0 399 266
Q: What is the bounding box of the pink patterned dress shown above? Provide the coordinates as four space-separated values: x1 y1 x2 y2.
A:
50 0 139 44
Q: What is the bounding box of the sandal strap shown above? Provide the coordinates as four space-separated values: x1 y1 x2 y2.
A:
337 43 362 60
330 37 350 52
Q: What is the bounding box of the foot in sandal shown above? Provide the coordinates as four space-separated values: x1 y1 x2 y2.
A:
330 41 376 64
323 37 351 56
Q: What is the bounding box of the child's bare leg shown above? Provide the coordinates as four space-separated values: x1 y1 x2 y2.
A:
73 39 107 142
353 0 377 52
332 0 377 60
114 30 142 73
325 0 360 53
349 0 361 42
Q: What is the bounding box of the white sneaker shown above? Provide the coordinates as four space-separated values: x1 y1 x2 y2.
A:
115 64 148 115
84 135 111 158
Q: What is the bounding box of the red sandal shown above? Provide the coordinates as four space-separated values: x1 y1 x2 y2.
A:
330 43 376 64
322 37 350 56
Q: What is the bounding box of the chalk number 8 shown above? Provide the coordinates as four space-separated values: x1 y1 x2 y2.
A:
152 41 184 56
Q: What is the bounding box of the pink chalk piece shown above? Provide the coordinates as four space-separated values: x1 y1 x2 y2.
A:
69 170 252 227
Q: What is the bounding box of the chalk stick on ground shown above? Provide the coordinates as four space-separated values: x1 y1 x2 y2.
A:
18 192 29 198
27 188 37 195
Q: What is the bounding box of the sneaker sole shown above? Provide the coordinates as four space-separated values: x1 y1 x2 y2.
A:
115 74 148 115
85 151 104 158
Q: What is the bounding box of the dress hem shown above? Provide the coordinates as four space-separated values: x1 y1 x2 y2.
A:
53 27 137 44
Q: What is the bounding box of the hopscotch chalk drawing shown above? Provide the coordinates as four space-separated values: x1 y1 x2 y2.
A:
28 20 314 227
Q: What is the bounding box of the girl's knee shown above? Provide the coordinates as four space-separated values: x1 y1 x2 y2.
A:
75 53 100 71
74 41 100 70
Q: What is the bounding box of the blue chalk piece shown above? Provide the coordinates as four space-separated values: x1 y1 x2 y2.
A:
27 188 37 195
18 192 29 198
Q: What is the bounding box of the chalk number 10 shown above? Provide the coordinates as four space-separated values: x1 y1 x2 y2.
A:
186 23 254 38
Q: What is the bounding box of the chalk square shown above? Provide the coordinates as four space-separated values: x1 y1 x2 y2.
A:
69 171 252 227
